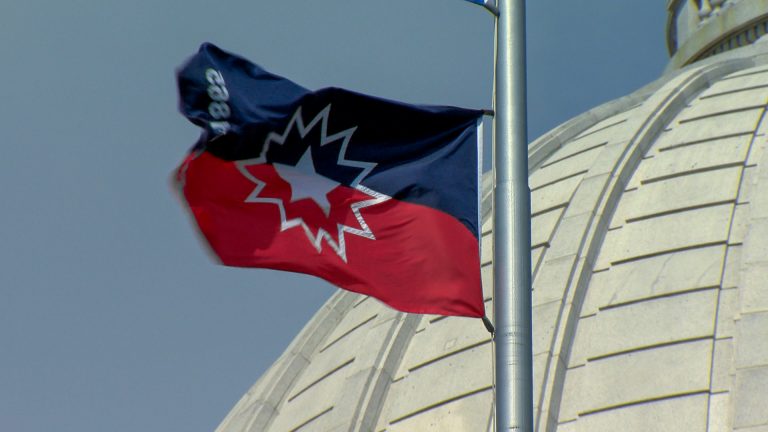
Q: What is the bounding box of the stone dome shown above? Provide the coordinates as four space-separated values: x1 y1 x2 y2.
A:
215 25 768 432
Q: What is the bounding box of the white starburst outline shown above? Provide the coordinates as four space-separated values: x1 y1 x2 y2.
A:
235 104 391 262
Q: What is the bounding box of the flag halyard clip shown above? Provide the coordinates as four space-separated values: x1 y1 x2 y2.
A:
482 316 495 335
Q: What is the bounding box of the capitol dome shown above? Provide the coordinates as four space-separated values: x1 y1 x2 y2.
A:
216 1 768 431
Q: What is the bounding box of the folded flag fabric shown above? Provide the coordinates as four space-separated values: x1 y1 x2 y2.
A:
465 0 497 8
174 43 485 317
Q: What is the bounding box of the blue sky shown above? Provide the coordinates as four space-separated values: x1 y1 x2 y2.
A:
0 2 666 431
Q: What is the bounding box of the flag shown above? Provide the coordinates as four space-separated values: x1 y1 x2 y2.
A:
174 43 485 317
465 0 497 8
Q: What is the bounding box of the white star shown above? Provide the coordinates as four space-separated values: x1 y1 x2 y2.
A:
273 147 339 216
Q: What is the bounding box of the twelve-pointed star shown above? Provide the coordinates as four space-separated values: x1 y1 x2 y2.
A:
235 105 391 262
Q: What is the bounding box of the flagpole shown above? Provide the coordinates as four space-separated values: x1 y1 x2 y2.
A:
492 0 533 430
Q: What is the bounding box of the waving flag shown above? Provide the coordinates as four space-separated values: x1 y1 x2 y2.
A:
174 43 485 317
465 0 497 9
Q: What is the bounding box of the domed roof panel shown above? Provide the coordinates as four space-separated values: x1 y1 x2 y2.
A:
555 63 768 431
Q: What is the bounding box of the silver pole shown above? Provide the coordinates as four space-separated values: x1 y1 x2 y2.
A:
492 0 533 431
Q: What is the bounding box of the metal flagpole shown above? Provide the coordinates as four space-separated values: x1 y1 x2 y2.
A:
492 0 533 430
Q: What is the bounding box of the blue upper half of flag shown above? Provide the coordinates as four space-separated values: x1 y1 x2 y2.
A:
177 43 484 237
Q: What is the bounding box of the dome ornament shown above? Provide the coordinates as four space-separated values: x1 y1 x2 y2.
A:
698 0 713 19
698 0 732 21
667 0 767 68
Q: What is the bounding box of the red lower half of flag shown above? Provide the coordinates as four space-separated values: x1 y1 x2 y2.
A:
176 152 484 318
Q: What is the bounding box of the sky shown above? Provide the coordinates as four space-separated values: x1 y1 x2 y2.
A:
0 1 667 431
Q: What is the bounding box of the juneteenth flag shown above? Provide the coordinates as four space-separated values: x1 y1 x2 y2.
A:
174 43 485 317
